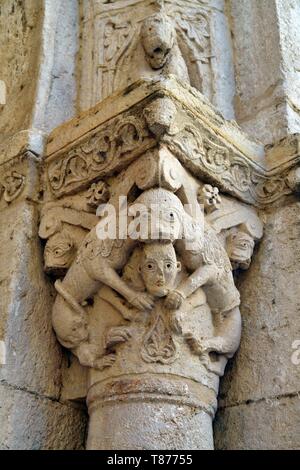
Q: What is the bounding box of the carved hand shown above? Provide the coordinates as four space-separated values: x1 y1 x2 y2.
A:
165 290 185 310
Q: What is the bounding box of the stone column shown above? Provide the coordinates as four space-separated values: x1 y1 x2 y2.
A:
40 72 268 448
229 0 300 144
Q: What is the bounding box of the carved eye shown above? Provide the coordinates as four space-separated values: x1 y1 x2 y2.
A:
53 243 72 257
147 263 154 270
162 210 176 222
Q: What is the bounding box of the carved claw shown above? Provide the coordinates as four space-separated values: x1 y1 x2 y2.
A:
184 334 230 357
128 292 154 311
184 334 205 355
106 326 132 349
93 353 116 371
165 290 184 310
200 338 230 356
169 310 184 334
73 342 103 368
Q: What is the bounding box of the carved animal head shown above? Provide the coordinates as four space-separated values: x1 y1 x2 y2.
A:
141 13 175 69
128 188 203 245
226 231 255 270
128 188 185 242
44 230 76 274
140 242 181 297
39 206 98 274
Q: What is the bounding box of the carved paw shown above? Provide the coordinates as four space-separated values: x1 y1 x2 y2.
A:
74 342 103 368
200 337 228 355
184 334 205 355
169 311 184 334
165 290 184 310
128 292 154 311
185 336 228 357
106 326 132 349
93 353 116 371
118 304 140 322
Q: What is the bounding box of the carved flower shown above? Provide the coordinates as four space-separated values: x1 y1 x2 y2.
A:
115 122 140 155
198 184 222 213
204 144 231 173
86 181 110 208
2 171 25 202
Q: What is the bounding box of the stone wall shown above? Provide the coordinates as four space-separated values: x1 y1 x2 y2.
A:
0 199 87 449
0 0 43 139
228 0 300 144
214 199 300 449
0 0 86 450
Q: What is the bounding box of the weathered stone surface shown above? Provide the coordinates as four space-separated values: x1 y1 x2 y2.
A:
214 394 300 450
39 0 79 133
0 201 62 398
230 0 300 145
78 0 235 120
0 382 87 450
87 400 213 450
0 0 43 139
0 0 78 140
1 0 300 452
218 200 300 407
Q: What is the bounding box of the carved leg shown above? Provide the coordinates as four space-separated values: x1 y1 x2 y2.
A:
91 264 154 311
201 307 242 358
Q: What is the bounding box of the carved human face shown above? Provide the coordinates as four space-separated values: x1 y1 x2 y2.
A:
226 231 255 270
140 242 181 297
141 14 174 69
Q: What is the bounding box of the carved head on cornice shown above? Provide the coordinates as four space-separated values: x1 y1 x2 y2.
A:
140 13 175 69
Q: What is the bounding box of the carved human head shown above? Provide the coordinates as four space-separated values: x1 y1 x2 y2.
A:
141 13 175 69
140 242 181 297
129 188 185 243
226 231 255 270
